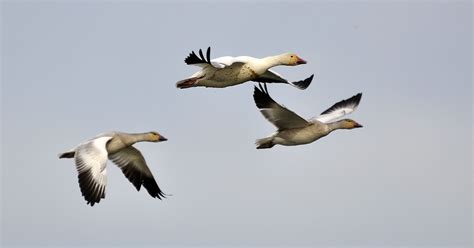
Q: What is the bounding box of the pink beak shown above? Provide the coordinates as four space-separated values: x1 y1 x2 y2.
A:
296 56 307 64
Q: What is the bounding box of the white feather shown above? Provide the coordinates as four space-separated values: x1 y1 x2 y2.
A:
312 105 358 123
210 56 254 68
74 136 113 188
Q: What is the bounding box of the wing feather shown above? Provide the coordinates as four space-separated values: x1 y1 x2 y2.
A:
184 47 212 66
253 83 309 130
109 147 166 199
313 93 362 123
210 56 253 69
74 136 112 206
252 70 314 90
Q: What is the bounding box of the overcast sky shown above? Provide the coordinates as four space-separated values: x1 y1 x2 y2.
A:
1 1 472 247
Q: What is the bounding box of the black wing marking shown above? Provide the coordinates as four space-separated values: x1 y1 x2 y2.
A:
75 161 106 207
117 159 166 200
206 47 211 63
291 74 314 90
252 77 286 84
184 47 212 65
253 83 277 109
253 83 309 130
109 147 167 200
320 93 362 115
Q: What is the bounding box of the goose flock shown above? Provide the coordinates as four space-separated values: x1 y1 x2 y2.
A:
59 47 363 206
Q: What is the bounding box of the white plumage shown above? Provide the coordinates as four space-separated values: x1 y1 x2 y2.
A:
59 131 168 206
312 93 363 123
253 84 363 149
73 136 112 205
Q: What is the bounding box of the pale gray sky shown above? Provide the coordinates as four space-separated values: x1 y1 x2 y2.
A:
1 1 472 247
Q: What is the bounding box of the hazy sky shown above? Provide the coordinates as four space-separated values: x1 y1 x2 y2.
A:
1 1 472 247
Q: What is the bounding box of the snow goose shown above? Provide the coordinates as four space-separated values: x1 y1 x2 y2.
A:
177 47 314 90
253 84 363 149
58 131 168 206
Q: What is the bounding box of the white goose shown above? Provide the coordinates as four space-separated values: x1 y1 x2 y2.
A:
177 47 314 90
253 84 363 149
59 131 168 206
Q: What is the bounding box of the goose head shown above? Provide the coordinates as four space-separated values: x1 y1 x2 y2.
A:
339 119 363 129
279 53 307 66
148 131 168 142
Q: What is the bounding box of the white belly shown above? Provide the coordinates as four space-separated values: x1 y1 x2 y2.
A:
274 126 328 146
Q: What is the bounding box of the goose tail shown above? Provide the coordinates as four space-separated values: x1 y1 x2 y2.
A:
176 77 199 89
255 136 275 149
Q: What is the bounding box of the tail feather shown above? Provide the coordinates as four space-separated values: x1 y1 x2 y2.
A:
58 151 75 159
176 78 196 89
176 76 204 89
255 137 274 149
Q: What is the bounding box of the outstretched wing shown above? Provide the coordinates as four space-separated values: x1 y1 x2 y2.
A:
74 136 113 206
109 146 166 199
253 83 309 130
313 93 362 123
184 47 253 69
252 70 314 90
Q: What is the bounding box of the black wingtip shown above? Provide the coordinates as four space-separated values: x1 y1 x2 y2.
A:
58 151 75 159
156 191 171 200
352 93 363 106
184 47 212 65
198 49 204 61
153 190 168 200
77 169 105 207
349 92 363 105
320 92 363 115
291 74 314 90
143 177 168 200
206 47 211 62
253 83 275 109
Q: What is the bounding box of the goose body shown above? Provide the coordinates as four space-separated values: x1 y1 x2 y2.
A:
253 84 363 149
177 47 314 90
271 123 329 146
59 131 168 206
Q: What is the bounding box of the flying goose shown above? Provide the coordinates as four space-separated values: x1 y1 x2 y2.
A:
253 84 363 148
177 47 314 90
59 131 168 206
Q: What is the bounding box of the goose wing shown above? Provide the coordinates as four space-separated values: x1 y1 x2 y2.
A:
312 93 362 123
184 47 252 69
74 136 113 206
252 70 314 90
253 83 309 130
210 56 253 69
109 146 166 199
